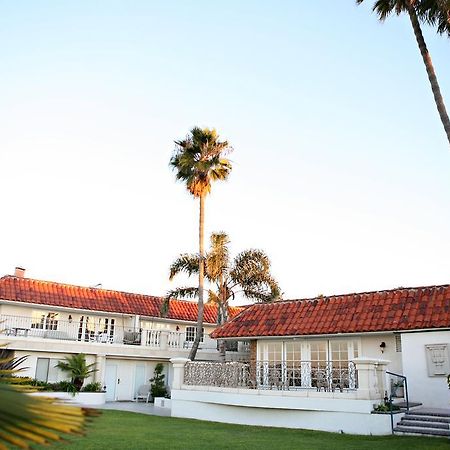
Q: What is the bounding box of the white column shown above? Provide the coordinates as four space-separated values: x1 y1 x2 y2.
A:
353 357 390 400
95 354 106 386
170 357 189 390
160 330 169 351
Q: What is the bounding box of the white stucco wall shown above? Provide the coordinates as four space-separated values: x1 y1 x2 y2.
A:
360 334 402 374
171 389 400 435
401 330 450 408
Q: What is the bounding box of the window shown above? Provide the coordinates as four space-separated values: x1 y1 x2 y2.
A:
185 326 204 342
35 358 64 382
78 316 115 342
31 311 58 330
395 335 402 352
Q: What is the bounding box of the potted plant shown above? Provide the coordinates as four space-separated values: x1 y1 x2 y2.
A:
150 363 167 403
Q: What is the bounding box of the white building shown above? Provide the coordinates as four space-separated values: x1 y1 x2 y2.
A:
0 268 248 401
170 283 450 435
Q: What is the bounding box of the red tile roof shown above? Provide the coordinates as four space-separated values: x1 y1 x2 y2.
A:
0 275 241 324
211 284 450 338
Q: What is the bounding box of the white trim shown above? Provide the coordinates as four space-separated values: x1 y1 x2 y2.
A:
214 328 450 341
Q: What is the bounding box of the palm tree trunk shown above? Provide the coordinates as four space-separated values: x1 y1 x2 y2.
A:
218 277 227 361
407 4 450 146
189 193 205 360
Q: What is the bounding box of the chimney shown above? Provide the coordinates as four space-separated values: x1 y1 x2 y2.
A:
14 267 26 278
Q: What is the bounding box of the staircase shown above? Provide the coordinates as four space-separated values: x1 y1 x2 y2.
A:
394 408 450 437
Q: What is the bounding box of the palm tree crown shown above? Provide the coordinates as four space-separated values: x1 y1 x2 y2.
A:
170 127 232 197
167 232 281 324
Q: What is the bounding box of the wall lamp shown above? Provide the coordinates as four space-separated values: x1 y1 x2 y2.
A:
380 342 386 353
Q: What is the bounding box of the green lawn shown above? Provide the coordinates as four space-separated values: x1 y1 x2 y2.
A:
33 410 447 450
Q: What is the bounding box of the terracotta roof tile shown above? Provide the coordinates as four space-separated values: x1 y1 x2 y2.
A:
0 275 241 324
211 284 450 339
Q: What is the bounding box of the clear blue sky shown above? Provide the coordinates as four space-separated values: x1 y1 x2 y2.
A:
1 1 449 301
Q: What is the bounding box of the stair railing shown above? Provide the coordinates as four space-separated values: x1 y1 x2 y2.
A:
386 371 409 434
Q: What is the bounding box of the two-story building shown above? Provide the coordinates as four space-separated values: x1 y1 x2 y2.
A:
0 268 248 401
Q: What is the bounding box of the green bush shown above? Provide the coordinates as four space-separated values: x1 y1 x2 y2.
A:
82 382 103 392
150 363 167 400
373 402 401 413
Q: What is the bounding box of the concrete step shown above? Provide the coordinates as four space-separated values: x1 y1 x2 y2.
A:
407 409 450 418
394 425 450 437
399 420 450 430
403 414 450 424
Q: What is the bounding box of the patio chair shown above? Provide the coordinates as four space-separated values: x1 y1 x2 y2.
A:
135 384 151 403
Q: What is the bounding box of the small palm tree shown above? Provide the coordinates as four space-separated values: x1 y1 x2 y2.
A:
170 127 233 360
0 348 87 449
56 353 97 391
357 0 450 146
167 232 281 359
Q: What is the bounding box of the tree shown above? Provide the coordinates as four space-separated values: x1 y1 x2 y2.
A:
170 127 233 360
357 0 450 146
149 363 167 400
55 353 97 391
167 232 281 359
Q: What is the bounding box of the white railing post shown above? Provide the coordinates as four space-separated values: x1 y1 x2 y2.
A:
170 357 189 390
353 357 390 400
160 330 169 350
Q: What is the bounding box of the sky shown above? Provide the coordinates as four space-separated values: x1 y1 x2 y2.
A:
0 0 449 303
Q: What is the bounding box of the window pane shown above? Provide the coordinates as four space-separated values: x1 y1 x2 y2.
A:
36 358 50 382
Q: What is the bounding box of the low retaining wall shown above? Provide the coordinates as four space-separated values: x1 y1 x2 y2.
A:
30 391 106 406
171 388 402 435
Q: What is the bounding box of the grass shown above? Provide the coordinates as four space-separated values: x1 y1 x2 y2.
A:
32 410 448 450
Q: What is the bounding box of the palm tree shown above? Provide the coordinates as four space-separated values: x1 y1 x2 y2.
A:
170 127 232 360
167 232 281 359
357 0 450 146
55 353 97 391
0 348 88 449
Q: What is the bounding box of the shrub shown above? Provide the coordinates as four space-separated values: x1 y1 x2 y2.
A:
150 363 167 400
55 354 97 391
52 380 78 394
82 382 103 392
373 402 400 413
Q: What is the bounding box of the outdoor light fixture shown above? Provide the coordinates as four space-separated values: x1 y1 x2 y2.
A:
68 315 72 323
380 342 386 353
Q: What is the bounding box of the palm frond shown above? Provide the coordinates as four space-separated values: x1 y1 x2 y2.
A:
169 253 199 280
166 286 199 300
206 232 230 281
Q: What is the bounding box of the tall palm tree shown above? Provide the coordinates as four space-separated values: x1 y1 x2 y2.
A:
170 127 233 360
167 232 281 359
357 0 450 146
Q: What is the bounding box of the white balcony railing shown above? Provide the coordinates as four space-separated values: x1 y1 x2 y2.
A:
0 314 248 354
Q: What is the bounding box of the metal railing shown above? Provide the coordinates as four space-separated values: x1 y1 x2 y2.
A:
184 360 358 391
386 371 409 434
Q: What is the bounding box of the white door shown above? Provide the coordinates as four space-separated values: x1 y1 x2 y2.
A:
105 364 118 401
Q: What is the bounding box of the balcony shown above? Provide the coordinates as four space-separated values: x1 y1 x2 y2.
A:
183 360 358 391
0 314 248 355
